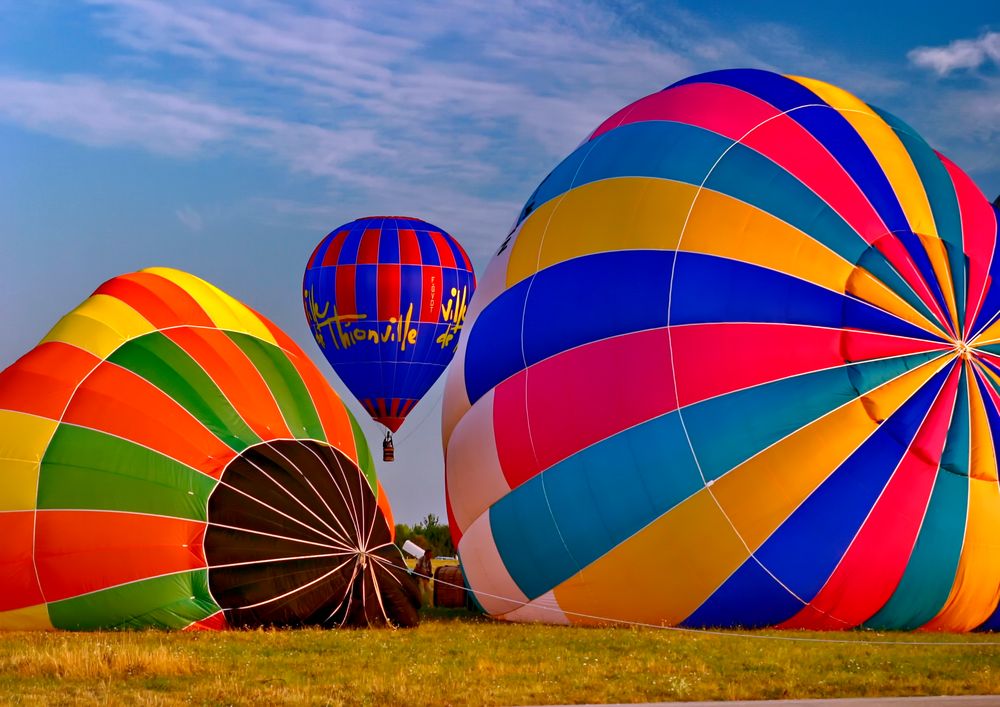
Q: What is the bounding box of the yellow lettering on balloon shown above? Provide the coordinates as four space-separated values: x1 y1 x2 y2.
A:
303 285 368 350
437 285 470 349
400 303 415 351
304 287 424 352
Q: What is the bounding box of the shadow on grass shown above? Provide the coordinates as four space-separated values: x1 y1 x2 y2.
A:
418 606 492 623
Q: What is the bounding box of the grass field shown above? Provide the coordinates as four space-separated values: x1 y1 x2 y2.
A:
2 609 1000 706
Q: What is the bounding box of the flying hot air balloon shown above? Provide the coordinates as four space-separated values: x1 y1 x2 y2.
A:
0 268 418 630
303 217 476 460
443 69 1000 631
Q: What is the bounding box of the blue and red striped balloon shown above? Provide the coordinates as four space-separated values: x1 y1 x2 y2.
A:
304 216 475 432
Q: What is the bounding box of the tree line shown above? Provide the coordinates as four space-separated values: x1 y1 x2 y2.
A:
394 513 455 557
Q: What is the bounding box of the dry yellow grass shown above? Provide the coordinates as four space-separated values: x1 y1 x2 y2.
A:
3 639 197 680
1 611 999 705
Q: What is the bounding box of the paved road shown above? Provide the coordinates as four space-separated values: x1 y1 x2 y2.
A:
534 696 1000 707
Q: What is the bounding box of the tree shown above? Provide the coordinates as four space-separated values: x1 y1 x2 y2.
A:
394 513 455 557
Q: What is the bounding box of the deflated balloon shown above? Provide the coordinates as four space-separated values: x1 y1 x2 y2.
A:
0 268 418 630
443 69 1000 631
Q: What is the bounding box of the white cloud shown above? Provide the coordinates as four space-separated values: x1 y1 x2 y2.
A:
894 31 1000 185
45 0 711 254
908 31 1000 75
5 1 995 255
252 185 521 265
175 205 203 231
82 0 696 158
0 75 230 154
79 5 902 173
901 77 1000 188
78 0 912 159
0 74 388 170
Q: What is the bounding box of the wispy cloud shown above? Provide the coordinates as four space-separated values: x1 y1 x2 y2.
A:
251 184 522 264
27 0 716 252
75 0 916 159
81 0 696 157
3 0 994 255
175 205 203 231
0 74 385 170
0 75 231 155
899 31 1000 186
902 78 1000 192
908 31 1000 75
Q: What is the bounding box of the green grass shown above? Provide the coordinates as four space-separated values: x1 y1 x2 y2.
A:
2 609 1000 705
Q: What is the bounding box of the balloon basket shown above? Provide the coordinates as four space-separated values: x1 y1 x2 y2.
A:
382 431 395 462
433 566 475 609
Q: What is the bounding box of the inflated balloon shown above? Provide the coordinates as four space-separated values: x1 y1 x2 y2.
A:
443 69 1000 631
303 217 475 457
0 268 418 630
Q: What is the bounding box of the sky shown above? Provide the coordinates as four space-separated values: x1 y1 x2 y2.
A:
2 0 998 525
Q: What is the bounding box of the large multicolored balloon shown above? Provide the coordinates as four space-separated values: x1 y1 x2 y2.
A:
443 69 1000 631
0 268 417 631
303 217 475 435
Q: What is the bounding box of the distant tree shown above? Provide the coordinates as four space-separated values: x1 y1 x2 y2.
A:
394 514 454 557
409 533 430 551
394 524 412 551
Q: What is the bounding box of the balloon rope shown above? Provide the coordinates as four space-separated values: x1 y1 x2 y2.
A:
336 442 366 545
367 551 406 588
298 443 366 548
214 477 350 548
239 455 355 547
307 440 365 545
205 521 353 552
388 380 443 444
264 441 359 548
366 555 392 625
398 562 1000 647
324 558 362 625
240 556 357 611
207 551 358 571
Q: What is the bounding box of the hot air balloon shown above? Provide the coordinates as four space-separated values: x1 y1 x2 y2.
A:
303 217 476 460
0 268 418 631
443 69 1000 631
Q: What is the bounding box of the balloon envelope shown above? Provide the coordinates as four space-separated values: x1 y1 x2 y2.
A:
443 69 1000 631
0 268 417 630
303 217 476 432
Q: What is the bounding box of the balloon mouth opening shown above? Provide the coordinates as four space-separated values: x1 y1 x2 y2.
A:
204 439 419 628
374 416 405 433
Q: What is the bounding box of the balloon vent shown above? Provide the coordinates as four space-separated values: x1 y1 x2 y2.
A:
205 439 418 628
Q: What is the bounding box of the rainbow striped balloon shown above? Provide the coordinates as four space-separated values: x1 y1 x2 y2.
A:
0 268 416 630
443 69 1000 631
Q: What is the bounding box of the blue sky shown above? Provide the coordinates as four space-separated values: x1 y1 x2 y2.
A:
2 0 998 524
